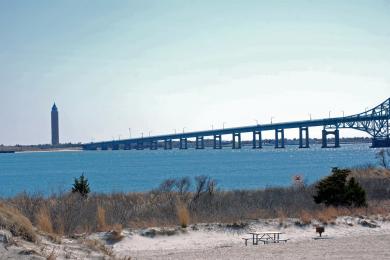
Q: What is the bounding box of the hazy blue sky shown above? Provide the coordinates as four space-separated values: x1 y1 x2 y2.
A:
0 0 389 145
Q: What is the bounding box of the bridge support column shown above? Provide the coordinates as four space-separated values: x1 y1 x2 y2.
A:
335 129 340 148
232 133 241 149
180 138 188 149
196 136 204 149
164 139 172 150
322 129 327 148
101 145 108 151
150 140 158 150
275 129 285 148
213 135 222 149
112 144 119 150
252 131 262 149
124 143 132 150
137 141 144 150
299 127 310 148
322 129 340 148
372 138 390 147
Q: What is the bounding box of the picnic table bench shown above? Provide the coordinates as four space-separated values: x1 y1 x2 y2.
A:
244 231 289 246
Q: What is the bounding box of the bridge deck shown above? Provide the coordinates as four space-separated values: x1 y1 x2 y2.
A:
83 113 389 148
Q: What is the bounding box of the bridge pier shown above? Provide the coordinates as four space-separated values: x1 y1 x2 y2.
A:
232 133 241 149
196 136 204 149
136 141 144 150
124 143 132 150
322 129 340 148
150 140 158 150
372 137 390 147
101 145 108 151
275 129 285 148
164 139 172 150
180 138 188 149
322 130 327 148
299 127 309 148
252 131 262 149
335 129 340 147
213 134 222 149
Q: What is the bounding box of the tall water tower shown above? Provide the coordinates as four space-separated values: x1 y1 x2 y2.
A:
51 103 59 145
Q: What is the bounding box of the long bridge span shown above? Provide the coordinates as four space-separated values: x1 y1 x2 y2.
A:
82 98 390 150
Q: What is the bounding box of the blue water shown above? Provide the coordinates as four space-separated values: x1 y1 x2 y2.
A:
0 144 379 197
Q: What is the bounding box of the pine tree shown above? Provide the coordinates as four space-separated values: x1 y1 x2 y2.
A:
72 173 90 197
345 177 367 207
313 168 349 207
313 168 366 207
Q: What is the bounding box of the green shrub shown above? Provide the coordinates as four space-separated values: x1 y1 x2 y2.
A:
345 177 367 207
313 168 366 207
72 173 90 197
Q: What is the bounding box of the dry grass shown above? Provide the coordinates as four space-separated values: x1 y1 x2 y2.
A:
367 200 390 215
36 207 53 234
316 206 339 223
277 209 287 226
351 167 390 179
6 187 389 236
299 210 313 225
0 202 37 242
96 206 107 232
3 167 390 237
177 203 190 228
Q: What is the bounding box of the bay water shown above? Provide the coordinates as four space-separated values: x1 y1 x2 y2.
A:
0 144 378 197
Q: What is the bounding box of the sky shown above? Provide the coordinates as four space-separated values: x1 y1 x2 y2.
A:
0 0 389 145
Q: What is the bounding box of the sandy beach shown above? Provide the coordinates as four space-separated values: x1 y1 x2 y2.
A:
128 233 390 260
108 216 390 259
1 215 390 259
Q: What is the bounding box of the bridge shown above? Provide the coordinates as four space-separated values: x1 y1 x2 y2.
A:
82 98 390 150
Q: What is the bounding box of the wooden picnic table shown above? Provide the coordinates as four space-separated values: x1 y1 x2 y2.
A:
248 231 286 245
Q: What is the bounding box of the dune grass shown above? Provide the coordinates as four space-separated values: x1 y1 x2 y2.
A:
36 206 53 234
1 167 389 237
0 202 37 242
177 203 190 228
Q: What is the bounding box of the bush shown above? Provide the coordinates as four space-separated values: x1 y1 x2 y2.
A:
313 168 367 207
72 174 90 197
345 177 367 207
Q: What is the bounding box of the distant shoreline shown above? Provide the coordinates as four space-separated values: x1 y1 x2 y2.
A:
0 145 82 153
16 148 83 153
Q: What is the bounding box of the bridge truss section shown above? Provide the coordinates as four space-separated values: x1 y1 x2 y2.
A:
327 98 389 140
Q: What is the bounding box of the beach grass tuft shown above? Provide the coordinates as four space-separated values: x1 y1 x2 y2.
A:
0 202 37 242
177 203 190 228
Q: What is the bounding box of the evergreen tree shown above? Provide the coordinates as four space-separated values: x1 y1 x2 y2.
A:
345 177 367 207
313 167 366 207
72 173 90 197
